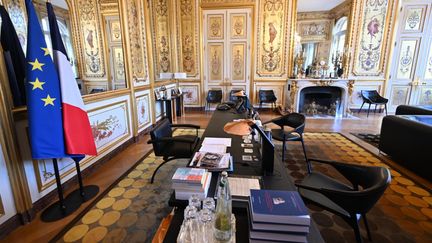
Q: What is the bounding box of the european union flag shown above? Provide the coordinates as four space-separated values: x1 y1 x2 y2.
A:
25 0 66 159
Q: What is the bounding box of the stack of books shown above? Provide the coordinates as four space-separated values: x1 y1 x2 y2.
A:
171 168 212 200
248 189 310 243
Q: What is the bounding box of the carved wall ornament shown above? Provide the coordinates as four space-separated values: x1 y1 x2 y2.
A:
160 36 170 72
177 0 199 77
399 46 413 75
125 0 149 84
317 80 335 87
155 0 168 16
297 20 331 42
406 10 420 29
264 0 283 13
180 0 193 16
150 0 173 78
211 50 220 76
256 0 291 78
233 50 243 76
353 0 391 76
76 0 106 78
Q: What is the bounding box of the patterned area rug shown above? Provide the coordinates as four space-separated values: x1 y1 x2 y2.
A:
53 131 432 243
351 133 380 148
279 133 432 243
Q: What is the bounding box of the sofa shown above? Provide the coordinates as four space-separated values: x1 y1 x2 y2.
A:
379 105 432 181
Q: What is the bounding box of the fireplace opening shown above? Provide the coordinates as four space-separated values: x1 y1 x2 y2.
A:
299 86 343 116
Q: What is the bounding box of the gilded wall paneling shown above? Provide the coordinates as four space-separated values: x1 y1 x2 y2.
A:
389 85 410 107
76 0 107 78
0 46 33 213
122 0 150 86
255 0 293 79
180 82 201 107
352 0 396 76
135 90 152 132
176 0 200 79
149 0 173 80
26 96 133 196
418 86 432 105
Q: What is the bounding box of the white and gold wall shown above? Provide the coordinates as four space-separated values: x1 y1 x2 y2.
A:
0 0 400 227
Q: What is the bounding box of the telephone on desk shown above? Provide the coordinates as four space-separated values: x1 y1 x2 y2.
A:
217 102 236 111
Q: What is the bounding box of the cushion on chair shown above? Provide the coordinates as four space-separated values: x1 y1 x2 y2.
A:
165 135 199 159
271 128 301 141
298 172 354 217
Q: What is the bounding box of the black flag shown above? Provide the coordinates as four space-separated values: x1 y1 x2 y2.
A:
0 5 26 106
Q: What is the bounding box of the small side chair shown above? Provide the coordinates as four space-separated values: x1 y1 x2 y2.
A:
358 90 388 117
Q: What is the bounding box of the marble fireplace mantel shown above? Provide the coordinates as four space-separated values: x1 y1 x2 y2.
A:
286 78 355 117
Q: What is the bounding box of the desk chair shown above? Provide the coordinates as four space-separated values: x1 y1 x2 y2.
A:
229 89 243 102
147 119 200 183
259 90 277 110
358 90 388 117
296 159 391 243
263 113 307 163
206 89 223 110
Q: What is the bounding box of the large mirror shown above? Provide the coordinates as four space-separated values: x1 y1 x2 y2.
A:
33 0 127 96
293 0 351 79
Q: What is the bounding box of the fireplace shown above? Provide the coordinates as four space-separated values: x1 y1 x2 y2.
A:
299 86 343 117
286 79 355 117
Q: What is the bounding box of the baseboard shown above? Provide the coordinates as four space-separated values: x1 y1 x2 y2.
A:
0 214 23 240
185 107 205 112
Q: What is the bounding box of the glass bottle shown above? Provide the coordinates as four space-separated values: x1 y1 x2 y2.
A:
213 171 232 241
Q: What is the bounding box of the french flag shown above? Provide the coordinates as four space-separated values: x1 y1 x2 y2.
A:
47 2 97 156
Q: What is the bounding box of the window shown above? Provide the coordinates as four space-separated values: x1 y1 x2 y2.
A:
41 16 78 78
329 17 348 70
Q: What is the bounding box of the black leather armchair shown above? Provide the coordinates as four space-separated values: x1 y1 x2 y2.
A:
263 113 308 163
147 119 200 183
358 90 388 117
258 90 277 109
296 159 391 243
395 105 432 115
206 89 223 110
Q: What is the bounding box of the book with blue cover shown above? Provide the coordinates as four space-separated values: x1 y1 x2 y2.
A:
250 189 310 226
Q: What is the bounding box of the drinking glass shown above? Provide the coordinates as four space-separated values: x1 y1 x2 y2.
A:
203 197 216 212
188 194 201 209
199 208 214 242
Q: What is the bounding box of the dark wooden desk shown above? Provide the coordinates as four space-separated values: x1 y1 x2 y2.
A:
163 109 324 242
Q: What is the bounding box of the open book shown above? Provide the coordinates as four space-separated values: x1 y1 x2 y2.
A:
189 151 231 171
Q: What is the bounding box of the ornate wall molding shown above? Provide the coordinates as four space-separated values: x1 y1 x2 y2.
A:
351 0 397 77
175 0 200 79
123 0 150 86
149 0 173 80
75 0 107 78
255 0 293 79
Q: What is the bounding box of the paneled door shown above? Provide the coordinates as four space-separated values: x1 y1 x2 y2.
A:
203 8 252 102
386 1 432 111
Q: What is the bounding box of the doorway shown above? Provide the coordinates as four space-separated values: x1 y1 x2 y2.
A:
386 0 432 110
203 8 252 103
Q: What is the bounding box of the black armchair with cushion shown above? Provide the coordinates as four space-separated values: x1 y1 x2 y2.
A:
263 113 308 163
358 90 388 117
147 118 200 183
296 159 391 243
206 89 223 110
258 90 277 109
